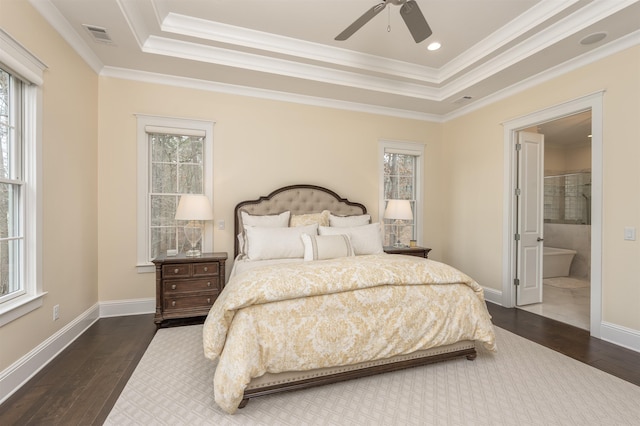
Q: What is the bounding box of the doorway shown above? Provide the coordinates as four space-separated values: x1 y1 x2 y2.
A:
502 92 603 338
517 112 592 330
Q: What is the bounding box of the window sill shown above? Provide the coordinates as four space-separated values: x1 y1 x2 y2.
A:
0 292 47 327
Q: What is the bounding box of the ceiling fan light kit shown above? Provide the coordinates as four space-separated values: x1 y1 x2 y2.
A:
335 0 432 43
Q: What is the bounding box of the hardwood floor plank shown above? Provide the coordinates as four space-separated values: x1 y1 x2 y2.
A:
0 314 156 426
486 303 640 386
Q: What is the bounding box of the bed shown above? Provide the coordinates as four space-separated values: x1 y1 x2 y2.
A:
203 184 496 414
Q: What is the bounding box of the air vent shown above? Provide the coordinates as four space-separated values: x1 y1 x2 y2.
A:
83 24 113 44
452 95 473 105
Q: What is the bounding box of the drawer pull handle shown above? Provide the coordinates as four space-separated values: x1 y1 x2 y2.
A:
207 298 211 304
207 281 211 287
204 266 208 272
174 268 179 274
172 301 176 307
171 284 177 290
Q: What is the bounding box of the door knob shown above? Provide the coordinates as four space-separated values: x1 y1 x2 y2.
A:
537 237 544 242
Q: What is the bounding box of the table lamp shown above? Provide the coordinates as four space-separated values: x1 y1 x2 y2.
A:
383 199 413 248
175 194 213 257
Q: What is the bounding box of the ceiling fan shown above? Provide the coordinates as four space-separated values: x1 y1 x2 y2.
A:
335 0 432 43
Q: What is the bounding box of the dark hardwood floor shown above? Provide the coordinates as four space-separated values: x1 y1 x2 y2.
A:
1 304 639 425
0 314 157 425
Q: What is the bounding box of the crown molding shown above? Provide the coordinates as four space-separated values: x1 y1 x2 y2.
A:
160 12 440 84
100 66 443 122
142 35 441 100
444 29 640 121
440 0 580 78
27 0 640 122
28 0 103 74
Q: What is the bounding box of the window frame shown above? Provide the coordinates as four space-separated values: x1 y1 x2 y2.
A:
378 139 425 247
0 29 46 327
136 115 214 273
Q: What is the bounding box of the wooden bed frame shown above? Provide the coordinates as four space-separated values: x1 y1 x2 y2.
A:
233 184 477 408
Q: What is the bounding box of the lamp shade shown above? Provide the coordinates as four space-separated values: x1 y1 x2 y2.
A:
175 194 214 221
383 199 413 220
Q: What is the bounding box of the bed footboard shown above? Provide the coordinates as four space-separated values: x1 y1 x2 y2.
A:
239 340 476 408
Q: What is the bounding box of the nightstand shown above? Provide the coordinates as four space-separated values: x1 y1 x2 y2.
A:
384 246 431 259
153 252 227 326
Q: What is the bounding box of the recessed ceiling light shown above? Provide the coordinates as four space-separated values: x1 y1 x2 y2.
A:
427 42 441 51
580 32 607 46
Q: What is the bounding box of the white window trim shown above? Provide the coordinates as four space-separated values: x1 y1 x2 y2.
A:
136 115 214 273
378 139 425 246
0 30 47 327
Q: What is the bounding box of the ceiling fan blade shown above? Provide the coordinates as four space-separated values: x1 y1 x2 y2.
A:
335 2 387 41
400 0 432 43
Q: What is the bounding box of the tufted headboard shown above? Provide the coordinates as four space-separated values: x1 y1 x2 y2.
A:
234 184 367 258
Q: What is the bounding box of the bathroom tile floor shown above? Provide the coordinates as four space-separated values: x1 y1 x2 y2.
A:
517 276 590 330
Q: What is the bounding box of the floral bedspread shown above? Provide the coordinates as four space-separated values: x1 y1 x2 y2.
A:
203 254 496 413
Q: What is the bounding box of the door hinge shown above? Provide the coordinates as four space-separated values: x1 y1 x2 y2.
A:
514 233 521 241
515 188 521 196
515 143 522 151
514 278 520 286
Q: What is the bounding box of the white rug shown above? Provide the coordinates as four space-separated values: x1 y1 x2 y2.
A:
105 325 640 425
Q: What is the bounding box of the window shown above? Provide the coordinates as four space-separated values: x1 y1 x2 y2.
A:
0 29 45 326
136 116 214 272
379 140 424 247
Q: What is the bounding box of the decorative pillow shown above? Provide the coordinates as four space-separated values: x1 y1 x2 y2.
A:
300 233 354 261
290 210 330 227
244 224 318 260
329 213 371 227
319 223 384 255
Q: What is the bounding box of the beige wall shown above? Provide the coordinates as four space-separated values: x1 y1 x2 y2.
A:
0 1 99 371
3 0 640 378
443 45 640 331
97 78 443 301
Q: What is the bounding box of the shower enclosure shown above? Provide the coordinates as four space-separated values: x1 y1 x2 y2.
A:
544 172 591 225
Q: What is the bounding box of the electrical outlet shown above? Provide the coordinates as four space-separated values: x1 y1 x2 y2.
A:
53 304 60 321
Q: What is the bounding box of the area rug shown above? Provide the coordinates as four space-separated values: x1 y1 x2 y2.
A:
105 325 640 425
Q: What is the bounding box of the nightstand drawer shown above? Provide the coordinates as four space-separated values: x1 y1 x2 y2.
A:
164 293 218 312
163 264 190 278
193 262 219 277
164 278 219 293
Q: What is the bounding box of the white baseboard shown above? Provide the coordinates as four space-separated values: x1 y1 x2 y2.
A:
0 303 100 405
99 297 155 317
482 286 640 354
601 321 640 353
482 286 503 306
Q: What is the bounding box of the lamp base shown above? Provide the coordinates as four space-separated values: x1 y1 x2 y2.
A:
185 248 201 257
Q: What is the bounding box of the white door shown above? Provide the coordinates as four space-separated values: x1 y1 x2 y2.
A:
516 131 544 306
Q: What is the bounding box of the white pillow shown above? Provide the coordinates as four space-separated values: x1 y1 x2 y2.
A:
245 224 318 260
241 210 290 227
329 213 371 227
319 223 384 255
239 211 291 256
301 233 354 261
